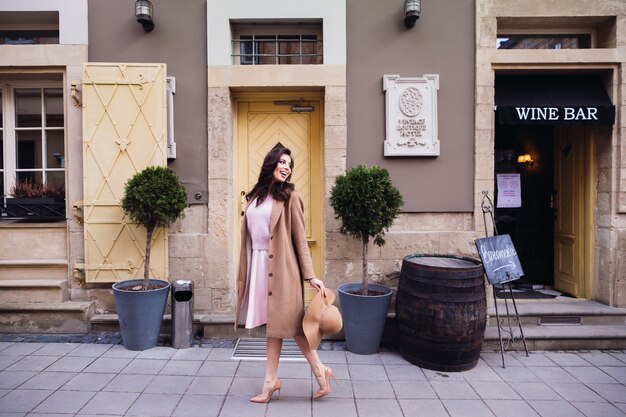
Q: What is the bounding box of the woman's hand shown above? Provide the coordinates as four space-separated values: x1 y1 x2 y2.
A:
309 278 327 297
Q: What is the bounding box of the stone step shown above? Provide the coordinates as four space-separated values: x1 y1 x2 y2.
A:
487 299 626 326
0 259 68 279
484 299 626 350
88 299 626 351
200 314 247 339
0 301 95 334
483 324 626 350
0 279 68 303
489 314 626 326
91 313 197 334
90 313 239 339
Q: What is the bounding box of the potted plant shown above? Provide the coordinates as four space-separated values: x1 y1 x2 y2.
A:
330 165 403 354
5 179 65 220
112 166 188 350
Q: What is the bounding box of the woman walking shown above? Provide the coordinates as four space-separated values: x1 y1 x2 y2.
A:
235 147 335 403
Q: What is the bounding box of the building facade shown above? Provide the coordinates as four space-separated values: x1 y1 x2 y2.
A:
0 0 624 335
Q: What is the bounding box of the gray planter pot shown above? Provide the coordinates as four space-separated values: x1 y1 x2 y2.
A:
338 283 393 355
112 279 170 351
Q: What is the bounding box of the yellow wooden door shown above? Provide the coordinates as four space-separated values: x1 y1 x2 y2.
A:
81 63 168 283
236 95 323 303
554 126 593 297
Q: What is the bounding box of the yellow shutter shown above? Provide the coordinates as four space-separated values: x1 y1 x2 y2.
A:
81 63 168 283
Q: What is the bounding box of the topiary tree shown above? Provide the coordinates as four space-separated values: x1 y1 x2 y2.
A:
121 166 188 290
330 165 404 295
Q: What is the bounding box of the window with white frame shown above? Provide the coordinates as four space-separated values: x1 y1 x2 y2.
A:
1 83 65 199
231 22 323 65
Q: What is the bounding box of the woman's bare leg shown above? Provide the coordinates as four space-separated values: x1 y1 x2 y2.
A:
294 335 332 399
250 337 283 402
294 334 323 370
265 337 282 381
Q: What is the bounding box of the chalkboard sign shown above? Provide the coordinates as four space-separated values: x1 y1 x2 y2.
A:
475 234 524 285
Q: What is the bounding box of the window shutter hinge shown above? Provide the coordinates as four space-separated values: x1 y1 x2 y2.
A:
72 263 86 287
71 80 82 107
72 200 84 223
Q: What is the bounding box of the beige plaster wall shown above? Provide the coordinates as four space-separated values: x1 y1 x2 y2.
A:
207 85 236 316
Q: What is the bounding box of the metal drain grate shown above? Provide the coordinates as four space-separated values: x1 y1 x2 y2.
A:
539 316 582 325
231 338 306 361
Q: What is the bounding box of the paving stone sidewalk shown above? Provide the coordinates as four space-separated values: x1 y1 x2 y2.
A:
0 334 625 417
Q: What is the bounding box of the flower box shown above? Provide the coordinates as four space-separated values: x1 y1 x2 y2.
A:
3 198 66 221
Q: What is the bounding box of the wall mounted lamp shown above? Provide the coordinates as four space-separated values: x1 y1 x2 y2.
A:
135 0 155 32
517 154 534 167
404 0 421 29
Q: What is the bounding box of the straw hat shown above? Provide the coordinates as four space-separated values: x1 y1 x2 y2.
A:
303 290 343 349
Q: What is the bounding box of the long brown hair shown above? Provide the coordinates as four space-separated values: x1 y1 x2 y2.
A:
246 147 295 205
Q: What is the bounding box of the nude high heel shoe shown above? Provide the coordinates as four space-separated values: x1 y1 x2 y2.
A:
313 367 339 400
250 379 282 403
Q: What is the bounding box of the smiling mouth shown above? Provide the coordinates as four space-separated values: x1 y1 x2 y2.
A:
279 170 289 178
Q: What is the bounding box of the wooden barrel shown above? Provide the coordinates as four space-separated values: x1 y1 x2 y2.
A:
396 254 486 372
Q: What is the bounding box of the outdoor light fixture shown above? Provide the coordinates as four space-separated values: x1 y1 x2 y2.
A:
291 105 314 113
273 99 314 113
517 154 534 167
404 0 421 29
135 0 154 32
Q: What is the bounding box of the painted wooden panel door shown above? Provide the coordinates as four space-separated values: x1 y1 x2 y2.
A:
82 63 168 283
554 126 585 297
237 97 323 303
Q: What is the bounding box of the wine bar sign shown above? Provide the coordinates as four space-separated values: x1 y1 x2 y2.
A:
475 234 524 285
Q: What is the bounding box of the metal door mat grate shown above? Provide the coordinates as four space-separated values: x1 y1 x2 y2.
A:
232 338 305 361
540 316 582 325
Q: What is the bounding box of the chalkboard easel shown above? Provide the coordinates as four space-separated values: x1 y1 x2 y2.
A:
476 191 529 368
476 234 524 285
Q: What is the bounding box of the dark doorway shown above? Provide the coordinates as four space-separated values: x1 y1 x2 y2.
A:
494 72 615 296
494 124 554 286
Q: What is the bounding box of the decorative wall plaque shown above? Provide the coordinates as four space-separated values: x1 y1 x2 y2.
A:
383 74 439 156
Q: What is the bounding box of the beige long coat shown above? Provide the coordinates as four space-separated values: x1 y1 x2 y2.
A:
235 190 316 338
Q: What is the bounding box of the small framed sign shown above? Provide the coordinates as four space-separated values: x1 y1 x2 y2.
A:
383 74 440 156
496 173 521 208
475 234 524 285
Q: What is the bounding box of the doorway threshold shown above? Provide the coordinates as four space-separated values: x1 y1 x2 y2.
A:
494 284 569 300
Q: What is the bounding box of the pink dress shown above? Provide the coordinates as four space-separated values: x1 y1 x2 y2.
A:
243 195 273 329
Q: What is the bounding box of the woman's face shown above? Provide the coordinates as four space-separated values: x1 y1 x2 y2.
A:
272 153 292 183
